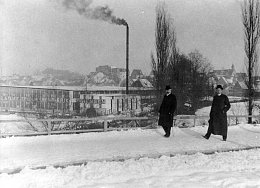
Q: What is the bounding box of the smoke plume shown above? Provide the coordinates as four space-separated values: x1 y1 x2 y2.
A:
62 0 127 26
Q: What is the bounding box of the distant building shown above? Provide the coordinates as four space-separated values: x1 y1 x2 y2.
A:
131 79 153 88
0 85 149 116
0 85 73 115
236 73 247 82
131 69 143 79
96 65 112 75
80 93 141 115
111 67 126 75
119 78 134 87
209 64 250 96
213 64 236 78
231 81 248 97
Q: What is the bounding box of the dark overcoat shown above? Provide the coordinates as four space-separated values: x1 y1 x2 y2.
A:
158 93 177 127
209 94 231 136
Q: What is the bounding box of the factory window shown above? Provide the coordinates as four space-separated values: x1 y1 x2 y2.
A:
73 91 80 98
117 99 119 111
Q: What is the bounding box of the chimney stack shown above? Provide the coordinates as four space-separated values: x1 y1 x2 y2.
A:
126 24 129 94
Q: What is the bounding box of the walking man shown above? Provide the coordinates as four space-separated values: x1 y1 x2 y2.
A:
158 85 177 137
203 85 231 141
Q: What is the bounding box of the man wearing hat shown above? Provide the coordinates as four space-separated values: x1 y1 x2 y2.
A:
158 85 177 137
203 84 231 141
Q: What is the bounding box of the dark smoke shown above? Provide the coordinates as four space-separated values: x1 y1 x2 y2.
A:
62 0 127 26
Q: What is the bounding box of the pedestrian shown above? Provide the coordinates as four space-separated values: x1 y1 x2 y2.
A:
203 85 231 141
158 85 177 137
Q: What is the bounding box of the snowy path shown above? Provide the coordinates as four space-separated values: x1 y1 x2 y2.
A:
1 125 260 174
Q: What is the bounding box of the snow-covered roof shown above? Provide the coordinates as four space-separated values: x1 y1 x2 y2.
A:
131 79 153 88
213 69 235 77
217 76 228 85
225 78 233 84
0 85 87 91
0 85 154 91
238 81 248 89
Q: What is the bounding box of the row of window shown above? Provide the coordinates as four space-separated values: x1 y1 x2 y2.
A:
0 86 141 114
0 88 70 98
114 98 139 111
0 96 70 102
0 93 70 98
0 101 69 110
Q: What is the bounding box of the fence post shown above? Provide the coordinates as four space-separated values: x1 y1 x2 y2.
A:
47 120 51 135
104 120 108 132
193 116 196 127
228 116 231 126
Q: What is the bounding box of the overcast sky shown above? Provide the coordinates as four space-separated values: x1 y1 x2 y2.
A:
0 0 245 76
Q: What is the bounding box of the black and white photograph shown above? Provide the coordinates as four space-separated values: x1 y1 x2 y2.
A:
1 0 260 187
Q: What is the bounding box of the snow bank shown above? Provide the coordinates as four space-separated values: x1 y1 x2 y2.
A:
1 149 260 188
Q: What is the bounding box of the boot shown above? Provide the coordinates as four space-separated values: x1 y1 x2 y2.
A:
162 126 167 136
203 132 210 139
164 127 171 137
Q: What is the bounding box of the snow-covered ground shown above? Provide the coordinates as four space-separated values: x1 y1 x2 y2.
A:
1 147 260 188
1 102 260 187
1 125 260 187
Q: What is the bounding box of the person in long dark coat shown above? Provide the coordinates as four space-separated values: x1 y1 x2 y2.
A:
203 85 231 141
158 85 177 137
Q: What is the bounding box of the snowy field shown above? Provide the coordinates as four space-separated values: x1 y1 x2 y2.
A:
1 102 260 187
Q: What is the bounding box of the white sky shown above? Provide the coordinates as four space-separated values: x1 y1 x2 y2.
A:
0 0 245 76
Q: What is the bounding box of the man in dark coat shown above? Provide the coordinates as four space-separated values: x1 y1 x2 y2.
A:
203 85 231 141
158 85 177 137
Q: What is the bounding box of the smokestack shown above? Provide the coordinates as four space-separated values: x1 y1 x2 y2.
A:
126 23 129 95
62 0 129 93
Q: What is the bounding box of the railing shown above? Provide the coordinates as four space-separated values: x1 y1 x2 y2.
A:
0 115 259 137
174 115 260 127
0 116 155 137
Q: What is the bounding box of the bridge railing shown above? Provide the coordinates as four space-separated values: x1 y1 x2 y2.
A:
0 116 156 137
0 115 259 137
174 115 260 127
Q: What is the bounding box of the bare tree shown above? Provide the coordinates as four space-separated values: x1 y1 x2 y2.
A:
188 50 213 111
241 0 260 123
151 3 213 115
151 3 177 97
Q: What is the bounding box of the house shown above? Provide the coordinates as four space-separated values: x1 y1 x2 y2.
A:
213 64 236 78
96 65 112 75
231 81 248 97
119 78 134 87
217 77 229 87
236 73 247 82
111 67 126 75
211 64 237 85
211 64 248 88
131 78 153 88
131 69 143 79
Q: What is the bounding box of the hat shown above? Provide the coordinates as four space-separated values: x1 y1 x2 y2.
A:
216 85 223 90
165 85 171 90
